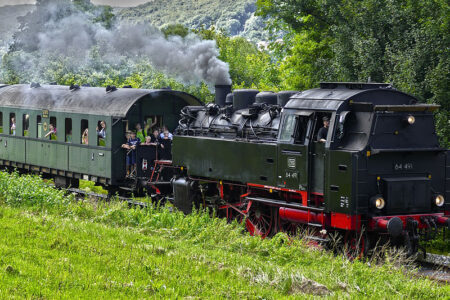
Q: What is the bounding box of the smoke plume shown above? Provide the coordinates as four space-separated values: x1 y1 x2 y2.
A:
1 1 231 87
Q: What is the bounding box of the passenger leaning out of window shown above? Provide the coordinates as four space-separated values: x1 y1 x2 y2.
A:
10 117 16 135
45 124 57 140
317 116 329 143
82 128 89 144
96 121 106 139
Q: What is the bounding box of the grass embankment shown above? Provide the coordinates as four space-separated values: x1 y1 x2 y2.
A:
0 171 448 298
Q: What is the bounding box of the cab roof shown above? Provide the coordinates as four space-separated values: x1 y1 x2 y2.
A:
285 82 418 111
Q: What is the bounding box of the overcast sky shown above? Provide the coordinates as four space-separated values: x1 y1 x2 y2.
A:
0 0 151 7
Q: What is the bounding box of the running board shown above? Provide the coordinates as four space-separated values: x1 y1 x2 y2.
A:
245 196 324 213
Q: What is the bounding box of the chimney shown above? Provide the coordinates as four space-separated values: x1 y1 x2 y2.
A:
214 84 232 107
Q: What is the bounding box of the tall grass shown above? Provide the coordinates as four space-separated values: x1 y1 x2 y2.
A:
0 170 448 298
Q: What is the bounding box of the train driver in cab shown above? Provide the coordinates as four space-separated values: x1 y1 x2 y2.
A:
317 116 330 143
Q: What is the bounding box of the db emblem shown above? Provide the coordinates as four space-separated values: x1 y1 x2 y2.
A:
287 157 296 169
142 159 148 171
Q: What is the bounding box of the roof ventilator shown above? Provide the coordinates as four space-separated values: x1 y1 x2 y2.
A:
69 84 80 91
30 82 41 88
106 85 117 93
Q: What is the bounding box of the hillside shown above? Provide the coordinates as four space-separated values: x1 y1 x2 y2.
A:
116 0 268 42
0 4 34 46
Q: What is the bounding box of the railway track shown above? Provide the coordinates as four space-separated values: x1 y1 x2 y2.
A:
65 187 150 209
416 253 450 283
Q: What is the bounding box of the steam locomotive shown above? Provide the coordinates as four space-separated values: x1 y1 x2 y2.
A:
0 82 448 255
170 82 449 255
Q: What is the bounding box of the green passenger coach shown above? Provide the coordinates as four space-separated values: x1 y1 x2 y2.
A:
0 84 201 188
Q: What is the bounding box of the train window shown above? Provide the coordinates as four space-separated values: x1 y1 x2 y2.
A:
0 112 3 133
81 119 89 145
145 115 162 134
36 115 42 138
45 116 57 140
65 118 72 143
23 114 29 136
10 113 16 135
293 116 310 144
313 113 332 142
97 120 106 146
279 115 296 142
335 111 350 140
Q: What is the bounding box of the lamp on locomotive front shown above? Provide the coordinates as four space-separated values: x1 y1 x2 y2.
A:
371 195 386 210
435 194 445 207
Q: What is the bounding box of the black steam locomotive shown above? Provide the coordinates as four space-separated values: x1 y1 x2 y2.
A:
170 82 449 255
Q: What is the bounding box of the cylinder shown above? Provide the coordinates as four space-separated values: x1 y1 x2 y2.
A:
277 91 298 107
255 91 278 105
233 89 259 111
279 207 325 225
215 85 232 107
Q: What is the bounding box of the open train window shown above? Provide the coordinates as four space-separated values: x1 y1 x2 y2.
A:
97 120 106 146
313 112 332 142
36 115 42 138
145 115 162 135
45 116 57 141
65 118 72 143
0 112 3 133
10 113 16 135
279 112 311 144
81 119 89 145
23 114 29 136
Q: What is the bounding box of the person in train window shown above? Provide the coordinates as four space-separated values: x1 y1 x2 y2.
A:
10 117 16 135
82 128 89 144
142 135 152 145
135 123 147 143
159 125 173 140
45 124 57 140
66 130 72 143
96 121 106 138
317 116 330 143
122 131 140 177
150 129 160 144
159 130 172 160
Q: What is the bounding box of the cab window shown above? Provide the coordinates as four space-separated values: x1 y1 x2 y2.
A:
279 113 310 144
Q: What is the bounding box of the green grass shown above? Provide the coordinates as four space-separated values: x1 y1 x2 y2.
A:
0 171 448 298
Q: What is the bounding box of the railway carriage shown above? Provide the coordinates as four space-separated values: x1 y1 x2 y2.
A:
0 83 201 190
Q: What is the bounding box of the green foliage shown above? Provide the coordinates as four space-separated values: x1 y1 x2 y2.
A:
162 24 190 38
257 0 449 147
0 170 448 298
196 27 281 91
118 0 266 42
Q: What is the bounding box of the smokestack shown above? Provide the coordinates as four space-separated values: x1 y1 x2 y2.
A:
215 84 232 107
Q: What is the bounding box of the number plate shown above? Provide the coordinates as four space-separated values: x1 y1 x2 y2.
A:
393 162 413 171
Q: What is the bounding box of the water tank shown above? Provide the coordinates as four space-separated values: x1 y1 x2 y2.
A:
277 91 298 107
233 89 259 111
255 91 277 105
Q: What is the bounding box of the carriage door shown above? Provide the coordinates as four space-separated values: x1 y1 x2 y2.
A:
309 112 332 196
277 111 312 192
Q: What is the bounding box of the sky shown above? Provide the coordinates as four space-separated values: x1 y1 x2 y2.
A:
0 0 151 7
